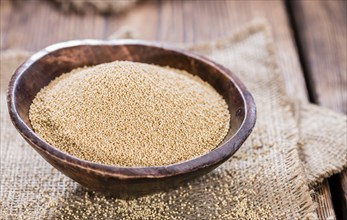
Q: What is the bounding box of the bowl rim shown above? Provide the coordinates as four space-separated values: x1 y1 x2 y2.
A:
7 39 256 180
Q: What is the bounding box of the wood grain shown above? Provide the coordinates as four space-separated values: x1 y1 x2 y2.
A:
0 1 12 49
1 0 106 50
341 171 347 220
291 1 347 218
290 0 347 113
329 171 347 220
0 0 341 218
312 182 337 220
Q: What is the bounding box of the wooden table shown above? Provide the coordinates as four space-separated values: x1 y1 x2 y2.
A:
1 0 346 219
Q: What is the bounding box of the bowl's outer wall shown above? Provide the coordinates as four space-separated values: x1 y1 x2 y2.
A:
9 42 254 194
28 134 227 194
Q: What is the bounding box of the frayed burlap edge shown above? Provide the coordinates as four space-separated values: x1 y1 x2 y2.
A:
51 0 139 14
293 101 347 187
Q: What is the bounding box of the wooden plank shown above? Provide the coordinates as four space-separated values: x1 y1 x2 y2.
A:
290 1 347 219
313 181 337 219
290 0 347 113
103 0 159 40
0 0 336 219
0 0 12 49
329 171 347 220
341 171 347 220
0 0 106 50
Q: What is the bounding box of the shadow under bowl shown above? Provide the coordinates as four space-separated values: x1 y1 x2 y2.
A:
7 39 256 196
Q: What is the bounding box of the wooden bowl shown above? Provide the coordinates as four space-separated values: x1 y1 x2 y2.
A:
8 39 256 195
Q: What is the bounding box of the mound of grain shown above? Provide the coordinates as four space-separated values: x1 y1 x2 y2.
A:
29 61 230 167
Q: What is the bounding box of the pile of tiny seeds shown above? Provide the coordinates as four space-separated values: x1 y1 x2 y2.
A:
29 61 230 167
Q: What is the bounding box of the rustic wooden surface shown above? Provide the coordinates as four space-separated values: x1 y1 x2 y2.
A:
0 0 346 219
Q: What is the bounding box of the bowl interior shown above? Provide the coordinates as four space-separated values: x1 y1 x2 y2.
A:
12 42 245 156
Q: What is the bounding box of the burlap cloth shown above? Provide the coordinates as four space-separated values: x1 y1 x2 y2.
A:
51 0 138 14
1 20 346 219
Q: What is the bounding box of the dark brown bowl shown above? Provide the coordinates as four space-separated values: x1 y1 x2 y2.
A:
8 39 256 195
